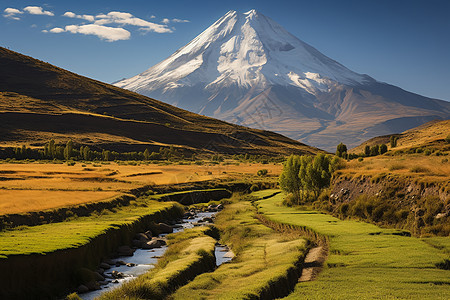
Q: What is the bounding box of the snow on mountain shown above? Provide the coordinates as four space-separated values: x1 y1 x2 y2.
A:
117 10 368 93
115 10 450 151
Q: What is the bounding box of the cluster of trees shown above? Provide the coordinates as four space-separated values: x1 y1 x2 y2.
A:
279 154 340 204
335 141 389 160
364 144 388 157
0 140 185 162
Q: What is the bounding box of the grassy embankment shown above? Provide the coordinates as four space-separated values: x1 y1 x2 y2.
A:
255 190 450 299
0 199 182 258
327 152 450 236
171 193 309 299
99 226 217 300
0 193 186 299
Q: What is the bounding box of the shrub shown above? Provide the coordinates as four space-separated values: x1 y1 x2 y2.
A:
445 134 450 143
257 169 268 176
436 259 450 270
389 163 406 171
410 166 430 173
250 184 259 192
390 135 398 148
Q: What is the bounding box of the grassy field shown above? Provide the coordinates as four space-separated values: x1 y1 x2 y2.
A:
0 190 122 215
172 196 308 299
255 190 450 299
0 199 182 258
340 154 450 185
0 161 281 214
99 226 217 300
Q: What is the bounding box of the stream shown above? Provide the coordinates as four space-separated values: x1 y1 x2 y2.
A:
81 211 233 300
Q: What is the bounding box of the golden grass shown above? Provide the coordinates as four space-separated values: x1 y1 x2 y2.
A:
0 161 282 214
350 120 450 154
0 190 121 215
341 154 450 185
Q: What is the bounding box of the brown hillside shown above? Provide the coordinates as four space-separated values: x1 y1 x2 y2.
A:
350 119 450 154
0 47 320 155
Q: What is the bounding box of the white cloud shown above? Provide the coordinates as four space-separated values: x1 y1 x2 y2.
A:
162 18 170 24
3 8 23 20
49 27 65 33
24 6 54 16
94 11 172 33
41 29 48 33
172 18 190 23
63 11 94 22
64 24 131 41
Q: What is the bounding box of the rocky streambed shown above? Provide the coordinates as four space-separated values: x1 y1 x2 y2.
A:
79 205 233 300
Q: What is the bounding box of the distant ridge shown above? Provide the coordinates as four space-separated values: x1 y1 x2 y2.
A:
0 46 320 156
115 9 450 151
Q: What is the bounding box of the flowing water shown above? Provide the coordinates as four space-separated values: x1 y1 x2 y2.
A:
81 212 233 300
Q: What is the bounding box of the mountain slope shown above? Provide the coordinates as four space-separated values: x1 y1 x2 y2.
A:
0 47 320 156
115 9 450 151
350 119 450 154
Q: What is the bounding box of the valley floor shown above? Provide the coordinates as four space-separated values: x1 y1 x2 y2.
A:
255 190 450 299
0 161 281 214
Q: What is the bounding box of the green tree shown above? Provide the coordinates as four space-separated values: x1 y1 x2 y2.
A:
364 145 371 157
336 142 347 158
370 145 380 156
379 144 388 154
390 136 398 148
82 146 91 161
64 140 73 160
143 148 150 160
102 150 111 161
48 139 56 159
279 155 303 202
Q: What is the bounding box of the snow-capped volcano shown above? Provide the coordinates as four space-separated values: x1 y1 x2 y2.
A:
115 10 450 151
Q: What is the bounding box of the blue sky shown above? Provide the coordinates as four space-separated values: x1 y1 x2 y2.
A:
1 0 449 101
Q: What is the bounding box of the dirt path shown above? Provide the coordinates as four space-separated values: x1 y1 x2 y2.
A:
298 245 328 282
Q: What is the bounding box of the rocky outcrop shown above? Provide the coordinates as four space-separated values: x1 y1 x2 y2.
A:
330 175 449 204
328 175 450 236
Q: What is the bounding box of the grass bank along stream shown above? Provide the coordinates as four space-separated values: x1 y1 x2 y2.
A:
98 226 218 299
255 190 450 299
0 197 184 299
171 193 309 299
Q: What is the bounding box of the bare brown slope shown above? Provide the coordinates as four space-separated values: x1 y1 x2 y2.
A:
350 119 450 154
0 47 319 155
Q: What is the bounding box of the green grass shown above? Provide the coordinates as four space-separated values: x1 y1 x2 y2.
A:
255 190 450 299
98 226 217 300
171 197 308 299
0 199 183 258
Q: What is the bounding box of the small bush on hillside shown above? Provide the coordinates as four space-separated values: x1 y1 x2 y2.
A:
436 259 450 270
389 163 406 171
445 134 450 143
410 166 430 173
250 184 259 192
257 169 268 176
